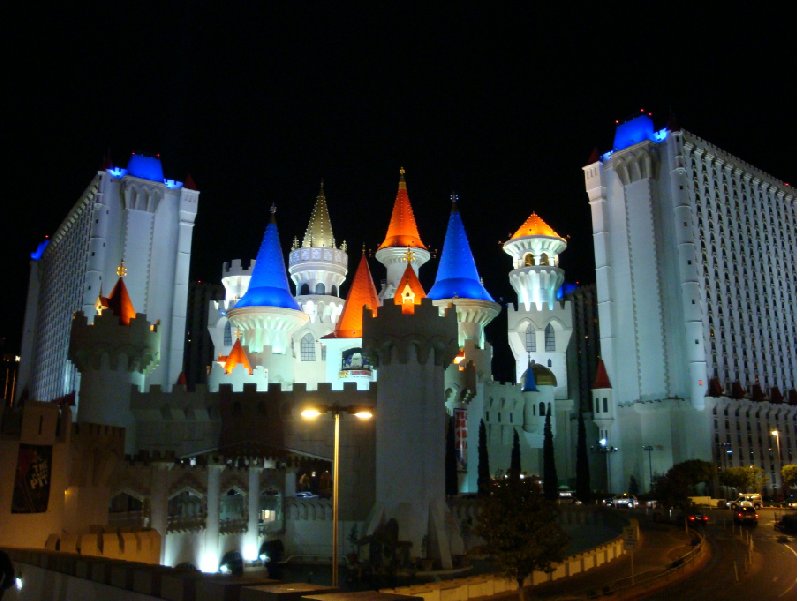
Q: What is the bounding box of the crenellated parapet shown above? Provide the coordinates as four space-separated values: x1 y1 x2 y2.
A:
362 298 459 367
69 310 160 374
221 259 254 304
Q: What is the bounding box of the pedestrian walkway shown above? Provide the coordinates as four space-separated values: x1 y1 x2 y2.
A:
519 516 704 600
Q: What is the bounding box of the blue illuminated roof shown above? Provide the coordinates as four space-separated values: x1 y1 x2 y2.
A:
522 362 538 392
30 238 49 261
126 154 164 182
611 115 670 152
235 216 300 310
556 282 578 301
428 205 495 303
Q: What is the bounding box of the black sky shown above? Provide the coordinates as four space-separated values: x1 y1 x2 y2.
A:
4 3 797 373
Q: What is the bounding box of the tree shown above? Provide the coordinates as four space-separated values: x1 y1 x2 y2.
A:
781 464 796 489
542 407 558 501
478 419 490 494
720 466 769 493
628 475 640 496
653 459 714 511
509 429 521 481
445 416 459 495
475 477 569 601
575 411 591 503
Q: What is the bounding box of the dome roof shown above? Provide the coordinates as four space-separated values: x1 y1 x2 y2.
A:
235 208 300 310
519 363 558 387
126 154 164 182
510 211 561 240
428 202 494 302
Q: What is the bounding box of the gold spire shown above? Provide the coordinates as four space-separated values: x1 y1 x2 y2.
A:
399 166 406 190
302 180 335 248
405 247 416 263
116 261 127 278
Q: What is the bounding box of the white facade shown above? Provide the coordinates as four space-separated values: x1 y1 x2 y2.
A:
584 116 797 492
18 161 198 405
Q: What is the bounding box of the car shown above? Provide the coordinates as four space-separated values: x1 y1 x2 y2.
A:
733 505 758 525
606 493 639 509
295 491 319 499
775 514 797 534
686 512 709 528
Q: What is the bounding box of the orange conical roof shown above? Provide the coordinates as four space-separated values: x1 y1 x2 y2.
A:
592 359 612 389
335 253 379 338
224 337 252 374
510 211 561 240
378 167 427 250
393 259 427 314
98 264 136 325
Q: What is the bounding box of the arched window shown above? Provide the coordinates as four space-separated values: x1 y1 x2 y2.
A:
540 253 550 266
300 283 310 295
315 283 325 294
524 253 534 266
538 401 546 416
525 323 536 352
301 333 315 361
545 323 556 352
224 322 232 346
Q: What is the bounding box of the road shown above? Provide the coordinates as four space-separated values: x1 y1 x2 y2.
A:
647 508 797 600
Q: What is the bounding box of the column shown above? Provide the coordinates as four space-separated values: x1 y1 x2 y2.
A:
202 463 224 572
149 461 171 564
244 458 263 562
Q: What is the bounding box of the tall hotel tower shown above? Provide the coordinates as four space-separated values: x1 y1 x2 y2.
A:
583 114 796 493
17 154 198 405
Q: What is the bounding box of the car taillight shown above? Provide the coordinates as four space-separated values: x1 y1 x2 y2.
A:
689 516 695 521
703 516 708 521
754 513 759 519
737 512 743 518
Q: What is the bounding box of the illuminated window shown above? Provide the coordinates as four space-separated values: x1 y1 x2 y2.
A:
301 334 315 361
525 323 536 352
545 324 555 352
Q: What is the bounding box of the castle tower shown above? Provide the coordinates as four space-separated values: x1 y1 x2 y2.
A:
375 167 430 300
428 198 500 349
591 359 618 492
288 181 348 337
227 206 309 385
503 211 573 398
68 265 160 455
503 211 566 311
362 297 461 569
335 251 379 339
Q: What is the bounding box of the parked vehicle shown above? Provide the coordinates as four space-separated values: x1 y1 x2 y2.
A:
775 514 797 534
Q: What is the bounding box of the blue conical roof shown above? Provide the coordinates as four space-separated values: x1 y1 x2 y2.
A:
522 361 538 392
428 203 494 302
235 211 300 310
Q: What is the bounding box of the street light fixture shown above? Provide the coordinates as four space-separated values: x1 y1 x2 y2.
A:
301 403 374 587
591 439 619 494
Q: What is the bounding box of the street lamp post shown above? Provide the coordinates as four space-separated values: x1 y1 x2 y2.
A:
591 438 619 494
301 403 374 587
642 445 654 492
771 429 782 501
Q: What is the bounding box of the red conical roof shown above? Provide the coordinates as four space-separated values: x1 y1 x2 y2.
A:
378 167 427 250
393 260 427 314
224 337 252 374
335 253 379 338
98 272 136 325
592 359 611 389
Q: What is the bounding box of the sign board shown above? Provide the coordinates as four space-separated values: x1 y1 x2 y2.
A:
623 525 637 550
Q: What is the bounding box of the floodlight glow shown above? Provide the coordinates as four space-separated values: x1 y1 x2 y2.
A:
599 438 607 447
301 408 323 420
353 410 373 420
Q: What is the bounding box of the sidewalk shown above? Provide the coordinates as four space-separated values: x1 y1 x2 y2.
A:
521 517 704 600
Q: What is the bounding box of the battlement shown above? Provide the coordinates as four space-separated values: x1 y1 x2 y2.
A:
222 258 254 276
69 310 160 374
72 421 126 442
363 298 459 367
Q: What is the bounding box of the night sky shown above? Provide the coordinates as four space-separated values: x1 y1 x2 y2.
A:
4 3 796 378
